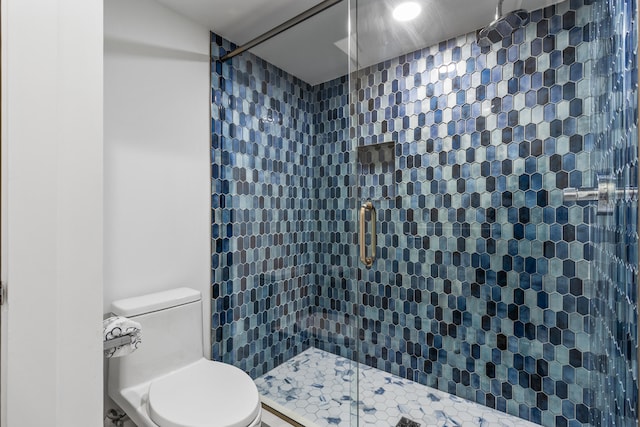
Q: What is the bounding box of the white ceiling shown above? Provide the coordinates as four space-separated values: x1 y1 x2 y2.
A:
155 0 563 85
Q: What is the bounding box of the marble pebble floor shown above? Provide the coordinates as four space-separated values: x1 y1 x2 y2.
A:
255 348 539 427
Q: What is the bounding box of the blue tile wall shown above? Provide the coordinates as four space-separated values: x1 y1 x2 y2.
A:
311 76 359 361
210 34 316 378
211 0 638 425
588 0 638 425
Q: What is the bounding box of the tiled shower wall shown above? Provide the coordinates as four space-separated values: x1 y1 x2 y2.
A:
588 0 638 425
211 34 316 377
211 0 637 425
312 76 358 360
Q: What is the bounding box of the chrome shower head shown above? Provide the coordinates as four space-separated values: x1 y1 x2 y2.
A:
477 0 529 48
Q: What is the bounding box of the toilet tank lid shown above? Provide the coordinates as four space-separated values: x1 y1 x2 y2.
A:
111 288 201 317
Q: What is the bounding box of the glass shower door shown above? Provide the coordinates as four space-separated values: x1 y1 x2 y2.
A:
587 0 638 424
350 0 639 426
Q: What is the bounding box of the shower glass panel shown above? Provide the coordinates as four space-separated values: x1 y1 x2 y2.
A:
210 2 360 426
350 1 637 427
588 0 638 425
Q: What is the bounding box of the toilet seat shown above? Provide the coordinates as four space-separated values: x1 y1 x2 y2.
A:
148 359 261 427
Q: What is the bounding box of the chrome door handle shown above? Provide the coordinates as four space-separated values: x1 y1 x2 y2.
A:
359 201 376 267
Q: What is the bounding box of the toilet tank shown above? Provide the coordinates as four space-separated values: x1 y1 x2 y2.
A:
108 288 204 392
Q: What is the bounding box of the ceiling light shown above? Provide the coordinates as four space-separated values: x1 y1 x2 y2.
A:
392 2 422 22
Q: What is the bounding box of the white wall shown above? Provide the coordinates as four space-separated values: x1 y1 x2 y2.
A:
104 0 211 360
1 0 104 426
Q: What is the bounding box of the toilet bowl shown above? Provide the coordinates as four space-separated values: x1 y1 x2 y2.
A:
107 288 262 427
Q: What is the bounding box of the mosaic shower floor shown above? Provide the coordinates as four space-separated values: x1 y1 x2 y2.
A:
255 348 538 427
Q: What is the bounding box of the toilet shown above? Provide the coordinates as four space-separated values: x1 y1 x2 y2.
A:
108 288 262 427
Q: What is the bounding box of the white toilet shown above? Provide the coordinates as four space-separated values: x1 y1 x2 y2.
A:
108 288 262 427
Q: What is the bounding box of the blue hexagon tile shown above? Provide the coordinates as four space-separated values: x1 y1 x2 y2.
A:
210 33 317 378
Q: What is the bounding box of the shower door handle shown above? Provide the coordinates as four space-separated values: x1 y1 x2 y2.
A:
359 202 376 267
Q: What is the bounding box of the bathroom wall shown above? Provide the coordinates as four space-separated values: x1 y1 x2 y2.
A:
2 0 104 425
210 33 361 380
104 3 210 422
210 35 317 377
588 0 638 424
312 76 358 360
104 0 211 352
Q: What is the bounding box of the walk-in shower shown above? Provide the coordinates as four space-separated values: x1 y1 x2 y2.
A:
210 0 639 426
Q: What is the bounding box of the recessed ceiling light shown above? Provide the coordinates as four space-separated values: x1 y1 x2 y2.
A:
392 2 422 22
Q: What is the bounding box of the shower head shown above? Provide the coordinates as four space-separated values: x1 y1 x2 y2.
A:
477 0 529 48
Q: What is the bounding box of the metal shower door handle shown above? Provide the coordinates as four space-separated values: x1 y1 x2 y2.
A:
563 174 638 215
359 201 376 267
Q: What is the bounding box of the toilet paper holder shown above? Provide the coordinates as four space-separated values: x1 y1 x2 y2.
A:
102 313 139 352
104 334 134 351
